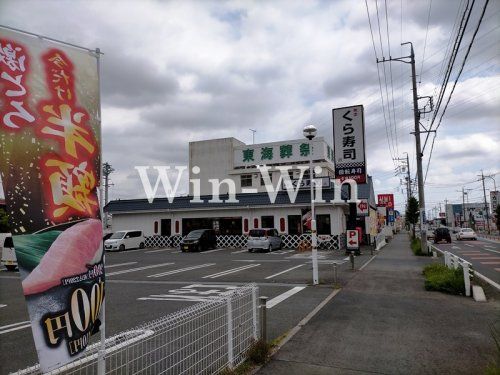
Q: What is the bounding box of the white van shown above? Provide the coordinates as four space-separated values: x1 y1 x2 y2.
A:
1 233 17 271
104 230 145 251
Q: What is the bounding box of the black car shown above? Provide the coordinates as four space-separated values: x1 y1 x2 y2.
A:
180 229 217 252
434 228 451 243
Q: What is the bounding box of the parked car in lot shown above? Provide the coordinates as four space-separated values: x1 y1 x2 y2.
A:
434 228 451 243
456 228 477 241
104 230 145 251
247 228 282 253
180 229 217 252
1 233 17 271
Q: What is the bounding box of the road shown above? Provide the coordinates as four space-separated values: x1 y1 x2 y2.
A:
432 237 500 284
0 246 374 373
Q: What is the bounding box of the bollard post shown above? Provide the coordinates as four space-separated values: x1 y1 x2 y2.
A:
463 263 471 297
259 296 268 342
350 251 355 270
333 263 338 285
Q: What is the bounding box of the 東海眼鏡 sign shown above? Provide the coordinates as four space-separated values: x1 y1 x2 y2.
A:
233 138 334 168
0 27 104 372
332 105 366 183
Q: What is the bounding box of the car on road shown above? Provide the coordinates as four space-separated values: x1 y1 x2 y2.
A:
456 228 477 241
247 228 282 252
104 230 145 251
434 228 451 243
1 233 17 271
180 229 217 252
427 230 435 240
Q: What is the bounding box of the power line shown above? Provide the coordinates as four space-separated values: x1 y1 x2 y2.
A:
419 0 433 84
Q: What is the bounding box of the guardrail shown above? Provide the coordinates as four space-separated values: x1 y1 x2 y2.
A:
427 242 500 292
15 284 259 375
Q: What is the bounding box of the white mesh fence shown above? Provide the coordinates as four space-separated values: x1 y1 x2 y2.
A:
14 284 259 375
145 234 343 250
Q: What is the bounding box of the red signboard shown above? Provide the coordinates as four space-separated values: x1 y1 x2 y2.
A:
377 194 394 209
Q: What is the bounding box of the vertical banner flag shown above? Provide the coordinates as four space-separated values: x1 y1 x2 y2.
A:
332 105 366 183
0 27 103 372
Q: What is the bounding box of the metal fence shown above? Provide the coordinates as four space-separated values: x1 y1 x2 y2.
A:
145 234 344 250
15 284 259 375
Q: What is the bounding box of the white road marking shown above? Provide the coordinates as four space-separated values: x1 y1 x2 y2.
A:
0 320 31 335
107 262 174 276
451 246 460 249
233 259 290 263
266 286 306 309
482 248 500 255
465 244 474 247
265 264 305 279
145 249 173 254
202 264 260 279
148 263 215 278
202 248 227 254
231 249 247 254
106 262 137 268
0 304 6 308
480 261 500 265
470 257 500 260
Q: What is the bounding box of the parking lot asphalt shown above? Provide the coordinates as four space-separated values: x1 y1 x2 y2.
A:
431 238 500 284
0 246 374 373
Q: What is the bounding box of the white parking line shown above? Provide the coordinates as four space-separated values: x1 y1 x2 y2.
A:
0 320 31 335
465 244 474 247
148 263 216 278
265 264 305 279
202 264 260 279
201 248 227 254
107 263 174 276
145 249 173 254
231 249 247 254
106 262 138 268
0 304 6 308
266 286 306 309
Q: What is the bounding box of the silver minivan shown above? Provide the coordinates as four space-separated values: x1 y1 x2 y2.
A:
1 234 17 271
247 228 282 253
104 230 145 251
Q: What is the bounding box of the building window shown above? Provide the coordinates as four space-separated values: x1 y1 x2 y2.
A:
241 174 252 187
253 218 259 228
280 218 285 232
287 215 302 235
175 220 180 234
244 218 249 233
317 214 331 235
261 215 274 228
154 221 158 234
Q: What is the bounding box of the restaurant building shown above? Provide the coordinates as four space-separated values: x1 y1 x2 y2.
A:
105 137 376 250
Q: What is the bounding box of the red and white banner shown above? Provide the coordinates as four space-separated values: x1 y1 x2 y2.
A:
0 27 103 372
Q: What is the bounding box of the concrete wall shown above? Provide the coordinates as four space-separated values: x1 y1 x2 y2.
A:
189 137 245 196
111 204 346 237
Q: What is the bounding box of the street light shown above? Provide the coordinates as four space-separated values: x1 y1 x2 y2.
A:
303 125 318 285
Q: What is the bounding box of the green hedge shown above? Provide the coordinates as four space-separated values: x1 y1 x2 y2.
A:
423 263 465 295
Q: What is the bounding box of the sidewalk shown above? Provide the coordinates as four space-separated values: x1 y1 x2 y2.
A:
259 233 500 375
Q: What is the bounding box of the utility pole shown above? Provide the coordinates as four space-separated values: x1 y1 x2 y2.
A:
444 198 448 226
249 129 256 144
102 162 115 228
462 187 465 227
378 42 429 253
479 170 491 234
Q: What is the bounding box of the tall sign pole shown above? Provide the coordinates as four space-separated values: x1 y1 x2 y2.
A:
479 170 491 234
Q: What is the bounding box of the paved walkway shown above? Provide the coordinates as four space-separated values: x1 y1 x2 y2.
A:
259 233 500 374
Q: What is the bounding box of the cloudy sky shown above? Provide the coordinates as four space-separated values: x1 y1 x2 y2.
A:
1 0 499 215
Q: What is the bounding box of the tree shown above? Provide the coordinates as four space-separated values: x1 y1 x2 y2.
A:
496 204 500 231
405 196 419 239
0 208 10 233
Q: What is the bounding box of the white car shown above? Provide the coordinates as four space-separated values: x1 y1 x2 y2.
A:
456 228 477 241
247 228 282 253
104 230 145 251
